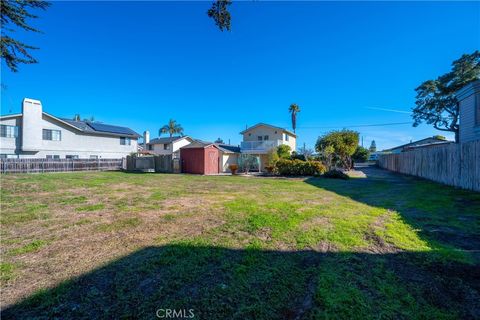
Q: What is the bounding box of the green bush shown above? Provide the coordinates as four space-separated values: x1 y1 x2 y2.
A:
275 159 326 176
352 146 370 163
276 145 292 159
323 169 350 180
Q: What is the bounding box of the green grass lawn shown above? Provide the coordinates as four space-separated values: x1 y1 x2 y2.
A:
1 167 479 319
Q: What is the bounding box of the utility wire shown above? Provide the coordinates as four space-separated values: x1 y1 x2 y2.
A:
294 122 412 129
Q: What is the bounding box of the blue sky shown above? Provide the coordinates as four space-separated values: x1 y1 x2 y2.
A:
1 1 479 150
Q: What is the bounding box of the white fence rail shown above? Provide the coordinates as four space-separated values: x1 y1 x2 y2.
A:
240 140 282 152
378 140 480 192
0 158 124 174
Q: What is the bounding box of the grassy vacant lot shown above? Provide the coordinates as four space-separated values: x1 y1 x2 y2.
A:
1 167 479 319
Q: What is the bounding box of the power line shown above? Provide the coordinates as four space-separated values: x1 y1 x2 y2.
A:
296 122 412 129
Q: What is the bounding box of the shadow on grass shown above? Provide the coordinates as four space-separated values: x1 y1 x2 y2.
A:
305 166 480 254
2 244 480 319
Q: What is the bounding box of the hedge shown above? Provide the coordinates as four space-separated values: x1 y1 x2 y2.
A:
275 159 326 176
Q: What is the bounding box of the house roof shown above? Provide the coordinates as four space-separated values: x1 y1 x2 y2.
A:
216 144 241 153
0 113 22 120
240 123 296 137
383 136 450 152
180 140 219 149
149 136 192 144
456 79 480 100
403 141 454 151
55 116 140 138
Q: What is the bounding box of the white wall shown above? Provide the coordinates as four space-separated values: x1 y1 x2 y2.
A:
21 98 43 152
221 153 238 172
0 116 21 154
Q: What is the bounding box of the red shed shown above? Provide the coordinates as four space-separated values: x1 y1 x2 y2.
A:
180 142 220 175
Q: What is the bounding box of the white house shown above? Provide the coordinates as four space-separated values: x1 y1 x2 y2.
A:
239 123 297 170
456 80 480 143
144 133 194 158
0 98 140 159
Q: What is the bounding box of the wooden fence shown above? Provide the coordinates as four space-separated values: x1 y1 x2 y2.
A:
378 140 480 191
0 158 124 174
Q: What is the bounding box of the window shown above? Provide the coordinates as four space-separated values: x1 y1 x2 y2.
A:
120 137 131 145
257 136 263 141
285 134 289 141
0 154 7 159
163 144 169 150
264 135 269 141
42 129 61 141
147 144 153 151
0 125 18 138
90 155 98 159
66 155 79 159
46 155 60 160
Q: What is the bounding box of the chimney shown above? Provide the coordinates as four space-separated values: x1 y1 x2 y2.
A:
143 130 150 149
21 98 43 152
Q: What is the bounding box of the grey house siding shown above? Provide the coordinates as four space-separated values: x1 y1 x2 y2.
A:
457 80 480 143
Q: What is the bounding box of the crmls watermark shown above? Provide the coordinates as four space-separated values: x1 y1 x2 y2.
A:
156 308 195 319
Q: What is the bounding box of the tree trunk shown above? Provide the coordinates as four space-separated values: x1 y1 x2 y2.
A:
455 130 459 143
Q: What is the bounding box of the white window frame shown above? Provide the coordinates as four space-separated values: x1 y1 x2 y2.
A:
43 129 61 141
120 137 131 145
0 125 18 138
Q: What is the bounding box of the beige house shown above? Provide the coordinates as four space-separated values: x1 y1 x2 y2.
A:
145 134 193 158
240 123 296 170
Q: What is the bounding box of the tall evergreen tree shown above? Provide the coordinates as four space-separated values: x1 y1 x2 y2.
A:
412 51 480 142
369 140 376 153
1 0 50 72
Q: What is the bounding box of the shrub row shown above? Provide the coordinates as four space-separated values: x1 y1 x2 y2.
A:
275 159 326 176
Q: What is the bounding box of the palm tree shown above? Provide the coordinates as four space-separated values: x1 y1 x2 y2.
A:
160 119 184 137
288 103 300 133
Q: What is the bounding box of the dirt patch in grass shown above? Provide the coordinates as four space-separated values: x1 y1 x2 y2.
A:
362 212 400 254
1 191 229 307
312 241 338 253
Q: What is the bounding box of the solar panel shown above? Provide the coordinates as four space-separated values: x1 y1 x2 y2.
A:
87 122 135 135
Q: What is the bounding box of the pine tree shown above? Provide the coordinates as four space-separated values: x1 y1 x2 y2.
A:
1 0 50 72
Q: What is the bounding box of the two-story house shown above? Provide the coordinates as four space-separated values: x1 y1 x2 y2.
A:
456 79 480 143
240 123 296 170
144 132 194 158
0 98 140 159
